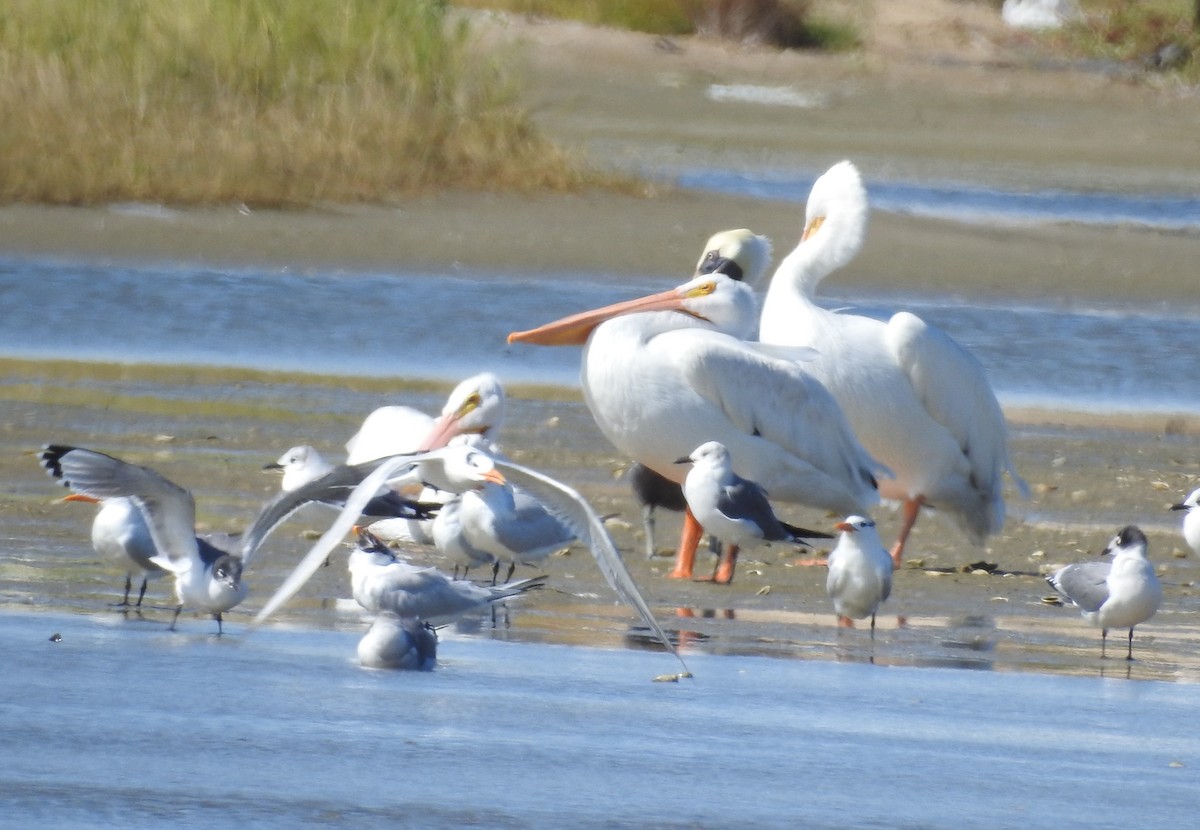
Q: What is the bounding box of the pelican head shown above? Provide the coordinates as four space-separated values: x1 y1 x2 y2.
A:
418 373 506 451
772 160 868 296
694 229 773 289
508 273 759 346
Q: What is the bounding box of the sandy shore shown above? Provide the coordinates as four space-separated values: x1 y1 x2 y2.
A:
2 4 1198 678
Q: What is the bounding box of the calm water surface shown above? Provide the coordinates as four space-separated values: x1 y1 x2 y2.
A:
1 255 1196 413
3 609 1197 829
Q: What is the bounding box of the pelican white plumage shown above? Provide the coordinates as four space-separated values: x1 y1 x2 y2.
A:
507 273 881 581
252 445 688 674
826 515 893 635
1046 525 1162 660
1171 488 1200 556
344 372 506 464
38 445 247 634
748 160 1026 565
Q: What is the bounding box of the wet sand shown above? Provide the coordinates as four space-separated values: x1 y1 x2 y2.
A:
1 5 1198 681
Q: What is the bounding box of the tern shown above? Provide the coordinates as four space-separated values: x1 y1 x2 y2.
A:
55 493 166 607
826 515 893 635
357 613 438 671
1170 488 1200 556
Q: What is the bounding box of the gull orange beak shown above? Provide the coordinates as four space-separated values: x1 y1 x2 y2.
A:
507 284 702 346
835 520 854 533
482 469 506 487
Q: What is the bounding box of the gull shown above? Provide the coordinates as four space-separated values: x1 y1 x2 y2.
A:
431 495 497 579
38 445 247 634
55 493 165 607
1170 488 1200 556
740 161 1026 565
826 515 893 636
508 272 881 583
357 613 438 671
252 444 689 673
676 441 832 583
1046 525 1162 660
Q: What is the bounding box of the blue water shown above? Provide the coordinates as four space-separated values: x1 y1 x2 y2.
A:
2 610 1196 829
673 167 1200 230
1 256 1196 413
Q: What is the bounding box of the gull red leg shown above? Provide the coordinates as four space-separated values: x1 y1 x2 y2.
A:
667 508 704 579
710 543 739 584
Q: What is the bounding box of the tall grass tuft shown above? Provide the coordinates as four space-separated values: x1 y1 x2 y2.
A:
0 0 588 206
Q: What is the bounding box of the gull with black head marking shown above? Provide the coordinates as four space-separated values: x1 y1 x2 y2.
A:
38 445 247 634
1046 525 1162 660
676 441 832 583
1170 487 1200 557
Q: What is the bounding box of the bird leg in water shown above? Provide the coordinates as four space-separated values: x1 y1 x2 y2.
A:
888 496 925 567
110 574 134 608
667 509 705 579
169 604 183 631
135 577 149 608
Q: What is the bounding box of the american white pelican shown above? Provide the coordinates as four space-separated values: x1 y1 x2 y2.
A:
55 493 166 607
344 372 506 464
39 445 247 634
507 273 881 581
1046 526 1162 660
676 441 832 582
748 160 1026 565
253 445 688 673
826 515 893 635
694 228 773 288
1171 488 1200 556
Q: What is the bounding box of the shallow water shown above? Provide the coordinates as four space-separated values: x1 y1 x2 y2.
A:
672 167 1200 231
1 255 1196 413
3 609 1197 829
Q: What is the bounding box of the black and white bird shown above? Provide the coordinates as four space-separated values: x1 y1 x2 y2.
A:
1170 488 1200 557
38 445 248 634
677 441 832 583
627 462 688 560
826 515 893 636
1046 525 1162 660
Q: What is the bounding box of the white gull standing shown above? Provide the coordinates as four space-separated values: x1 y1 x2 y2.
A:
507 273 881 582
1170 487 1200 556
55 493 165 608
744 160 1026 565
676 441 832 582
1046 525 1162 660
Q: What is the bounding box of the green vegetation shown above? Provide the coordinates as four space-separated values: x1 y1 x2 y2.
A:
1050 1 1199 78
0 0 590 206
455 0 859 50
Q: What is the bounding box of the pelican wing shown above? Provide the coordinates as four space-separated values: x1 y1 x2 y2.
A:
668 331 884 499
886 312 1028 499
345 405 433 464
492 457 687 671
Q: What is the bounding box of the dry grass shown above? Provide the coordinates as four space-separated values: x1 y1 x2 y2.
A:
0 0 597 206
1046 1 1199 78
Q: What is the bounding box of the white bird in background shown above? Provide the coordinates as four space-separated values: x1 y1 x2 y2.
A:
431 495 497 579
676 441 832 583
357 613 438 671
507 273 881 582
264 444 335 492
1046 525 1162 660
1171 488 1200 556
693 228 773 289
38 445 248 634
55 493 166 608
745 160 1026 566
826 515 893 636
253 444 689 674
344 372 506 464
